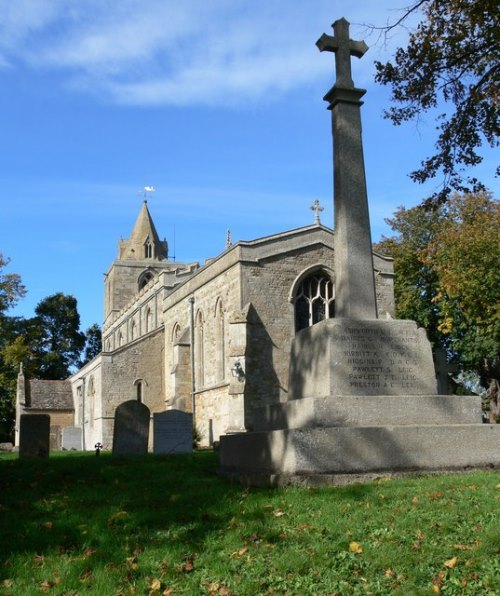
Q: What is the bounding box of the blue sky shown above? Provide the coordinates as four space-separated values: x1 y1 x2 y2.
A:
1 0 498 332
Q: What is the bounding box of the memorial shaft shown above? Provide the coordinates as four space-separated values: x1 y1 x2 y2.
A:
317 18 378 319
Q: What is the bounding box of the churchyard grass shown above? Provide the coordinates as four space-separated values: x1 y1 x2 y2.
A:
0 451 498 595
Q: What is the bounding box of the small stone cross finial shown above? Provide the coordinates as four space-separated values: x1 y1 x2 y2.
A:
316 18 368 88
310 199 324 224
226 229 232 249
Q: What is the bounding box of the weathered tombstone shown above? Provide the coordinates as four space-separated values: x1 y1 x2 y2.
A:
62 426 83 451
19 414 50 458
50 425 62 451
112 400 150 456
153 410 192 454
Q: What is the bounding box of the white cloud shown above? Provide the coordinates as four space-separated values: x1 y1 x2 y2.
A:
0 0 415 105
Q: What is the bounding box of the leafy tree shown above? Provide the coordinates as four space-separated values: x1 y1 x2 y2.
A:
81 323 102 365
0 254 25 314
373 0 499 206
375 193 500 419
33 293 86 379
0 254 26 440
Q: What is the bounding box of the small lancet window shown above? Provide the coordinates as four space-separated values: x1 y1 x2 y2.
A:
294 271 335 332
144 239 153 259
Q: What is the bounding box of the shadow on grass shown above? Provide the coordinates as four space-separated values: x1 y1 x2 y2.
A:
0 451 382 593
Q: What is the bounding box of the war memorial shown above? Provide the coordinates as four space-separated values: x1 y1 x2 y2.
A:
218 18 500 485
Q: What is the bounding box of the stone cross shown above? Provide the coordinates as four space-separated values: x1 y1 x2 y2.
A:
310 199 324 224
317 18 378 319
316 18 368 89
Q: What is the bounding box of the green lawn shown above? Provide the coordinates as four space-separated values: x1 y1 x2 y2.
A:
0 451 499 595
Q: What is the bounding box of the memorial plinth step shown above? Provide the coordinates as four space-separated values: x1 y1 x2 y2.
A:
252 394 483 431
219 423 500 485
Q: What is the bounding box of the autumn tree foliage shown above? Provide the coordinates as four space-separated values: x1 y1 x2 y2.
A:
374 0 499 206
375 193 500 420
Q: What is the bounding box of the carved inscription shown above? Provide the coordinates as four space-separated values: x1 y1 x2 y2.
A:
336 326 421 392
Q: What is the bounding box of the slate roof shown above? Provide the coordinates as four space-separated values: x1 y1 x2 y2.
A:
28 380 74 411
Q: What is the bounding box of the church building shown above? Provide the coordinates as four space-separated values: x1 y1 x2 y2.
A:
18 200 395 449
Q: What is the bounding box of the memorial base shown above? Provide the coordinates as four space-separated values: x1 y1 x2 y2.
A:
219 424 500 486
219 318 499 486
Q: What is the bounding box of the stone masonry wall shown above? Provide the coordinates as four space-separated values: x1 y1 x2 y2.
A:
163 259 243 446
100 328 165 447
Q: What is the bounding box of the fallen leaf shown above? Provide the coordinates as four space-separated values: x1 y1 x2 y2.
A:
412 496 419 504
40 580 53 592
349 541 363 554
219 588 231 595
385 568 395 577
430 491 443 500
444 556 458 569
42 521 53 530
272 509 285 517
2 580 14 589
416 530 426 541
431 585 441 593
150 578 162 592
208 581 219 594
495 483 500 490
230 546 248 558
181 557 194 573
162 590 174 596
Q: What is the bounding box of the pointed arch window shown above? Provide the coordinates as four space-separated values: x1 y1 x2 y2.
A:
145 307 153 333
294 271 335 332
138 271 154 291
144 238 153 259
195 311 205 388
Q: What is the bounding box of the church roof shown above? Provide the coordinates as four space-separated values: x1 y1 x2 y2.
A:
28 380 74 411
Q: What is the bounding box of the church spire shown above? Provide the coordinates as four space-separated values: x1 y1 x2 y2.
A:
119 200 168 261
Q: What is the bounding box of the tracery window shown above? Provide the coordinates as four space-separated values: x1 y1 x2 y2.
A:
294 271 335 332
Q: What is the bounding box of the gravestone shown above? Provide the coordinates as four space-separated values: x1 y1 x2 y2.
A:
218 17 500 485
19 414 50 458
112 400 150 455
50 426 62 451
153 410 192 454
62 426 83 451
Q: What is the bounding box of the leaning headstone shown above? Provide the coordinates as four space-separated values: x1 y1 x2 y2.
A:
112 400 150 456
62 426 83 451
153 410 192 454
19 414 50 458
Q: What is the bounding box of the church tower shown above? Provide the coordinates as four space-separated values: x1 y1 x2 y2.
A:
104 201 173 326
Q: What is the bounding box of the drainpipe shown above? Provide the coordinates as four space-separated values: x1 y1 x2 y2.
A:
81 377 86 451
189 296 196 425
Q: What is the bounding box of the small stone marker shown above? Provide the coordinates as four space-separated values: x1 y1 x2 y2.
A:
62 426 83 451
112 400 150 455
50 425 62 451
19 414 50 458
153 410 193 454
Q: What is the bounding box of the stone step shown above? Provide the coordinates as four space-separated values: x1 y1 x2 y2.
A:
252 394 483 431
219 423 500 484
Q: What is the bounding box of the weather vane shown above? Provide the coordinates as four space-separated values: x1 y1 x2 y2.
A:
139 186 156 202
